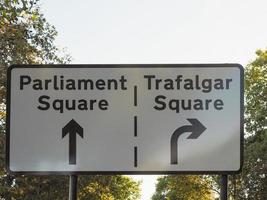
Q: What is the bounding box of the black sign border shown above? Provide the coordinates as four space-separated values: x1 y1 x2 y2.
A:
6 64 244 175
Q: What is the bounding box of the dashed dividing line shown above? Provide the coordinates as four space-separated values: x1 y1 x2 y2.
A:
134 146 138 168
134 85 137 106
134 85 138 167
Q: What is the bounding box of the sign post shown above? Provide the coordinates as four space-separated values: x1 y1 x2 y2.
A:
69 175 78 200
220 174 228 200
7 64 243 175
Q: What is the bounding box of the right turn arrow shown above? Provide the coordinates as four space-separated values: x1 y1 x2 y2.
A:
170 118 206 165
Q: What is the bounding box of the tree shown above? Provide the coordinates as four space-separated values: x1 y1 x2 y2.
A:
79 175 141 200
0 0 70 198
152 175 213 200
0 1 141 199
243 49 266 200
1 175 141 200
245 49 267 134
227 49 267 199
0 0 71 103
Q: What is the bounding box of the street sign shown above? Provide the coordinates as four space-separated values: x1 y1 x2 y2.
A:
7 64 244 174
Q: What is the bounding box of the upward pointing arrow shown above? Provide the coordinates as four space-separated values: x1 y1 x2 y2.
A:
170 119 206 165
62 119 83 165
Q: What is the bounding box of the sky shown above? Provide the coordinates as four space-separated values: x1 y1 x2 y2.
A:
41 0 267 199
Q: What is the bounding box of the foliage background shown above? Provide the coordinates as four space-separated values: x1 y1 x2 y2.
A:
0 0 266 199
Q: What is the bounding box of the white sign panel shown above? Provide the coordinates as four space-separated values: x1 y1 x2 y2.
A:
7 64 243 174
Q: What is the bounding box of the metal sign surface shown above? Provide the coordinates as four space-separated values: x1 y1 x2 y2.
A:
7 64 244 174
